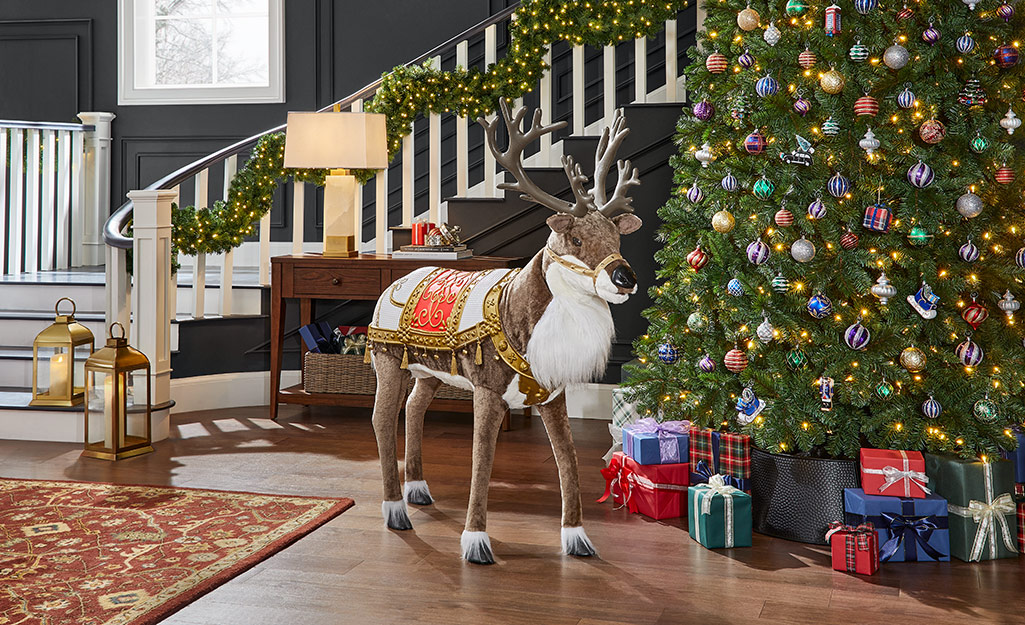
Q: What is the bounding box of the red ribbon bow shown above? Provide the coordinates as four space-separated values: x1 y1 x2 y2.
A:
597 455 639 513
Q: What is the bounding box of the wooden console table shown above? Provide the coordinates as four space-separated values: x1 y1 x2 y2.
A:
269 253 521 420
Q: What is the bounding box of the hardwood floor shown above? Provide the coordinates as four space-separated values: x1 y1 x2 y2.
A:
1 405 1022 624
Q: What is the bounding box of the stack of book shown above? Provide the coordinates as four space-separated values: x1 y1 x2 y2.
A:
391 244 473 260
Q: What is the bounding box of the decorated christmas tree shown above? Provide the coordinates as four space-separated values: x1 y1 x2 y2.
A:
628 0 1025 459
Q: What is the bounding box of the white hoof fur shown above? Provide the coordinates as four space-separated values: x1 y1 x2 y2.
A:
562 526 597 557
403 480 434 505
461 530 495 565
382 499 413 530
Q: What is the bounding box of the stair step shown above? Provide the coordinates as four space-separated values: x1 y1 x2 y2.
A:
0 310 107 347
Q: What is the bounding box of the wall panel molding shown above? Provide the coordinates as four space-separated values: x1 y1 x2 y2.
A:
0 18 93 120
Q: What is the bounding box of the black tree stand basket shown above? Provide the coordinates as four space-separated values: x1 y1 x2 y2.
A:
750 447 861 545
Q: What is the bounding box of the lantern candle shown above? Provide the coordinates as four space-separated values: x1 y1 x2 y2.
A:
49 353 68 396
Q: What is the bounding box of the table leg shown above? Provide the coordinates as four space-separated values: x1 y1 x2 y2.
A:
269 263 285 420
299 297 312 387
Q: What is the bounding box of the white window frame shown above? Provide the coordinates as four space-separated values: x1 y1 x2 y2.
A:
118 0 285 106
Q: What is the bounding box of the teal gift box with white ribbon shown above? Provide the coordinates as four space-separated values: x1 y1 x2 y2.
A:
924 454 1018 562
687 475 753 549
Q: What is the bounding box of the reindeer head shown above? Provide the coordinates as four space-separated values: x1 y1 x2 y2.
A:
479 100 642 304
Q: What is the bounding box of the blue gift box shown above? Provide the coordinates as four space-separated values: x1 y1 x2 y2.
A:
621 420 689 465
1000 432 1025 484
844 488 950 562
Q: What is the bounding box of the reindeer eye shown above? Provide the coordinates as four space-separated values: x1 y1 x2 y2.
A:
571 237 582 247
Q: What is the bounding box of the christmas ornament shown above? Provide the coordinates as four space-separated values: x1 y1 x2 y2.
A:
756 75 780 97
745 130 767 154
875 378 894 399
863 203 893 232
959 237 980 263
820 68 846 94
844 316 871 351
772 273 790 293
699 353 716 373
687 244 709 270
919 119 946 144
840 229 859 250
695 142 714 167
764 21 782 46
907 161 934 188
900 346 926 372
995 45 1019 69
907 226 932 246
793 96 812 116
871 272 896 304
775 207 795 227
747 239 771 265
922 22 940 46
735 387 765 424
963 295 988 329
970 133 988 153
727 277 745 296
786 346 808 369
737 6 761 31
995 164 1015 184
859 128 880 155
753 177 775 199
958 77 986 107
922 394 942 419
956 335 984 366
854 94 879 117
799 48 817 69
738 50 755 68
998 290 1020 318
849 41 870 63
693 100 715 121
706 52 728 74
956 32 976 54
896 3 914 19
808 197 827 219
822 116 841 136
780 134 815 166
827 172 851 197
820 376 835 412
1000 107 1021 135
998 3 1015 21
724 346 749 373
973 394 999 422
791 236 816 262
854 0 877 14
729 93 750 125
884 44 910 70
686 182 704 203
712 209 736 233
896 84 916 109
962 0 979 9
907 282 940 319
687 311 708 331
721 172 738 191
786 0 810 15
957 192 983 219
657 342 680 364
757 314 775 343
807 292 833 319
1017 242 1025 268
824 4 842 35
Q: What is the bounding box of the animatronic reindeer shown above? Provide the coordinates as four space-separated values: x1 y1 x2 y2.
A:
367 99 642 564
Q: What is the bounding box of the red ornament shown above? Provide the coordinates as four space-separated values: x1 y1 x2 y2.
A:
919 119 946 144
995 44 1019 69
745 131 767 154
687 245 710 270
896 4 914 20
775 208 795 227
724 348 749 373
962 300 989 329
854 95 879 117
799 49 818 69
996 165 1016 184
840 230 859 250
706 52 728 74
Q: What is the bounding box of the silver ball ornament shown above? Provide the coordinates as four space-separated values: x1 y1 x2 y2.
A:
790 236 816 263
956 193 983 219
883 44 910 69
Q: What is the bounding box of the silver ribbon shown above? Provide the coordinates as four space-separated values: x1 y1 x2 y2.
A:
947 461 1018 561
692 474 741 548
863 450 930 497
628 473 689 492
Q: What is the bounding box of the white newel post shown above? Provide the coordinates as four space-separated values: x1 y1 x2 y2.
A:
104 245 131 339
129 189 175 443
78 112 115 266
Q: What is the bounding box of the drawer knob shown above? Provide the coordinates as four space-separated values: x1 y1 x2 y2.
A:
331 277 340 285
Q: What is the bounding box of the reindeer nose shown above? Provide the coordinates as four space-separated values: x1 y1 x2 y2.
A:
611 265 637 290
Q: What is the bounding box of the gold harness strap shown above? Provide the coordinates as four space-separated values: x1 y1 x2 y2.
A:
543 247 623 286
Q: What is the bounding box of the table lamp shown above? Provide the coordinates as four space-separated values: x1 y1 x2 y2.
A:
283 111 388 257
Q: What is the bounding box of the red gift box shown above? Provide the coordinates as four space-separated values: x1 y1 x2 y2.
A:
859 448 929 499
1017 500 1025 553
827 522 879 575
598 451 689 520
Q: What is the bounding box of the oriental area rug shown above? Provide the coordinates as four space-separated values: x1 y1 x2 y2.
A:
0 478 353 625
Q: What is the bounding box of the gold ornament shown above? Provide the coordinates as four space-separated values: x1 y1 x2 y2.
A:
737 7 761 31
712 210 736 233
820 69 846 94
900 346 926 373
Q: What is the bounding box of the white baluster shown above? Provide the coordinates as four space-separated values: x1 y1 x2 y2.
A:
24 130 40 274
259 209 271 286
78 113 115 266
291 181 304 255
483 24 497 197
191 169 208 319
455 40 469 197
69 130 85 267
40 130 56 271
220 154 237 316
55 131 71 270
604 45 616 127
665 20 679 102
401 132 414 226
105 244 130 336
428 61 441 225
540 47 553 166
0 130 7 273
352 98 364 252
572 44 586 136
634 36 647 103
8 128 24 275
375 170 388 254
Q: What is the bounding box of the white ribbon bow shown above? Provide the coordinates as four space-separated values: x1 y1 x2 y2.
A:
862 450 930 497
947 460 1018 561
693 474 741 548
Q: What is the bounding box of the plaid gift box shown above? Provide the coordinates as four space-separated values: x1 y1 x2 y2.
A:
827 522 880 575
1018 500 1025 553
689 428 751 492
605 387 645 464
862 204 892 233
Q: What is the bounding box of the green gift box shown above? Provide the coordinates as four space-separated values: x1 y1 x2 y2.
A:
924 454 1019 561
687 476 752 549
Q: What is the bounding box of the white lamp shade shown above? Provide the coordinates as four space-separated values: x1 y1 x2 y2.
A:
283 111 389 169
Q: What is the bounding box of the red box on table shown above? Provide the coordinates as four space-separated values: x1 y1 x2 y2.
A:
827 523 879 575
859 448 929 499
598 451 689 520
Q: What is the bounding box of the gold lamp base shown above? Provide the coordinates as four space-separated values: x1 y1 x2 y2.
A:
323 235 358 258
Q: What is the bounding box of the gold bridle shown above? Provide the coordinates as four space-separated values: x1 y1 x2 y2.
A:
543 247 624 287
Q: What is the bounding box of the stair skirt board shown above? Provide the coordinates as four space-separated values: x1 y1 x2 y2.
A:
0 405 171 444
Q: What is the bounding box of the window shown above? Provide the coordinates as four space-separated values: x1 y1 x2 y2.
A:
118 0 284 105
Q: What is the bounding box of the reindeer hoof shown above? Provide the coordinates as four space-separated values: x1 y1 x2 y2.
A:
461 531 495 565
403 480 434 506
382 500 413 531
562 526 597 557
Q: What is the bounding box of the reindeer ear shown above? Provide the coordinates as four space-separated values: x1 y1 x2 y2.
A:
613 214 642 235
546 214 575 234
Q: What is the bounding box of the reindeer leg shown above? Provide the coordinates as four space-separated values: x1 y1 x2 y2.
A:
537 394 596 557
372 351 413 530
461 386 506 564
403 377 442 505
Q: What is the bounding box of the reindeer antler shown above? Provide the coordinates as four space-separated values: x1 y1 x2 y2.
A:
479 99 593 217
590 109 640 217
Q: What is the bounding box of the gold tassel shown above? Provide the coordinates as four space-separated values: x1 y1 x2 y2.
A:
364 343 372 364
400 345 409 369
475 340 483 365
450 351 459 376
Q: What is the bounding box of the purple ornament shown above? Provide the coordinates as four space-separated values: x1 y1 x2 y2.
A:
959 238 980 263
747 239 771 265
686 182 704 204
907 161 935 188
793 97 812 116
844 317 871 350
738 50 755 68
956 337 984 366
808 197 826 219
698 354 716 372
922 25 940 46
998 3 1014 21
694 100 715 121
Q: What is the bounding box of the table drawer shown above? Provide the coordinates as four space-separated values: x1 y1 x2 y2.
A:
292 266 382 298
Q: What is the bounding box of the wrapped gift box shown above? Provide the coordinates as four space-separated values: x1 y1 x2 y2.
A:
827 523 879 575
925 454 1019 561
844 488 950 562
598 452 689 520
1017 499 1025 553
605 387 646 464
688 476 752 549
859 448 929 499
1000 431 1025 484
622 418 690 465
689 428 751 492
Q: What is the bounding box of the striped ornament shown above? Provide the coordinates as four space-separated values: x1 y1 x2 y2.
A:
738 50 755 68
807 292 833 319
698 354 716 373
772 273 791 293
998 2 1015 21
687 245 709 270
907 161 934 188
854 95 879 116
745 131 767 154
721 172 738 191
793 97 812 116
775 208 795 227
896 4 914 20
996 165 1016 184
956 337 984 366
687 183 704 203
922 25 941 46
724 348 749 373
849 43 870 63
840 230 859 250
854 0 877 14
844 318 871 350
808 197 827 219
897 86 915 109
756 75 780 97
822 116 841 137
727 278 744 296
693 100 715 121
706 52 728 74
956 33 975 54
799 49 817 68
922 395 942 419
747 239 771 265
1016 244 1025 268
959 238 980 262
828 172 851 197
962 300 988 329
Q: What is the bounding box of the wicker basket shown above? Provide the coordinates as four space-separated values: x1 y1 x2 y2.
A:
303 352 472 401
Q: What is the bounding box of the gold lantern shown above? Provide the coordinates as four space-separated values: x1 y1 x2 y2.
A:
30 297 94 406
82 322 153 461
